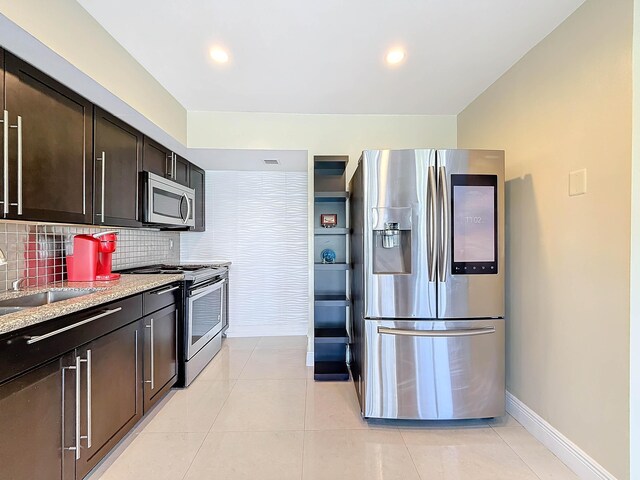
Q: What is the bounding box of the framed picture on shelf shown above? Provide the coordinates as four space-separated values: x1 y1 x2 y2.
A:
320 213 338 228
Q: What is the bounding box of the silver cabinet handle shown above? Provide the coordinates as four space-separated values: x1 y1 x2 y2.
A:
8 116 22 215
99 151 106 223
173 154 177 180
427 165 437 282
438 166 449 282
17 116 22 215
1 110 8 215
62 355 82 460
378 326 496 337
80 349 92 449
152 285 179 295
134 329 139 405
166 153 174 179
145 318 155 390
26 307 122 344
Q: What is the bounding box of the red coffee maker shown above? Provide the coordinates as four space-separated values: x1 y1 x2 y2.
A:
67 231 121 282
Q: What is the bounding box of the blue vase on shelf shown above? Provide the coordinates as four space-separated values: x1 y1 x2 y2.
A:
320 249 336 264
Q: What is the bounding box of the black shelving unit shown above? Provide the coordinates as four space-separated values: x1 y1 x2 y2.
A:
314 228 349 235
314 192 350 202
313 155 350 381
314 263 349 271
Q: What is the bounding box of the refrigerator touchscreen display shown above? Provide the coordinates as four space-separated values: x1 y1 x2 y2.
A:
451 174 498 274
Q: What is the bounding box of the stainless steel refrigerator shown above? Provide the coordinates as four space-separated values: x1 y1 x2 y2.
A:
349 149 505 420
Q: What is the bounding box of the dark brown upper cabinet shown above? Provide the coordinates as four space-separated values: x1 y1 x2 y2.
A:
1 49 5 208
174 154 190 187
142 136 171 179
93 107 142 228
142 136 190 186
189 164 206 232
2 51 93 224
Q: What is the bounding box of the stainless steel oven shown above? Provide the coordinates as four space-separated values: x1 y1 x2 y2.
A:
143 171 195 227
186 276 225 360
118 263 230 387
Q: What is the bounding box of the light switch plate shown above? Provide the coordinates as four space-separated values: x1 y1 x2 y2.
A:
569 169 587 196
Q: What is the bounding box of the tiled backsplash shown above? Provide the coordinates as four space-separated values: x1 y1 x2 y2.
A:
0 221 180 291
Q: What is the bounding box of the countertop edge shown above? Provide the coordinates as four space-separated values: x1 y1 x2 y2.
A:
0 274 184 337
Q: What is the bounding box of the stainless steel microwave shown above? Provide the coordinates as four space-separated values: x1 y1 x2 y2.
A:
143 172 195 227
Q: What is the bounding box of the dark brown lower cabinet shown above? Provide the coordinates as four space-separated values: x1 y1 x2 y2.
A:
0 352 77 480
0 289 178 479
143 304 178 413
75 320 143 479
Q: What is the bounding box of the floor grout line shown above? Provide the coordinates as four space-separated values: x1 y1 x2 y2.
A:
179 344 248 480
301 377 309 480
178 432 208 480
493 427 545 480
398 429 426 480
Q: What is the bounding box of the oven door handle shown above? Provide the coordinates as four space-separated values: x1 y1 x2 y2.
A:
189 279 225 299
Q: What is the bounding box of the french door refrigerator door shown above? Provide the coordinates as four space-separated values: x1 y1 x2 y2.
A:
362 318 505 419
436 149 505 319
362 149 437 320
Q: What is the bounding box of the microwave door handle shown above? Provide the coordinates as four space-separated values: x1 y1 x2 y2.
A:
183 193 191 224
180 193 189 224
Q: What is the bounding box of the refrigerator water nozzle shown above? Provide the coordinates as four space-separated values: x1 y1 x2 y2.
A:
382 222 400 248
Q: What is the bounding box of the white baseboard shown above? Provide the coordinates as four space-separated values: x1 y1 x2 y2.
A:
506 391 617 480
306 351 314 367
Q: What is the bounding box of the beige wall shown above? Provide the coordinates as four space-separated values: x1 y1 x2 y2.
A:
630 0 640 478
458 0 632 478
188 111 457 178
0 0 187 143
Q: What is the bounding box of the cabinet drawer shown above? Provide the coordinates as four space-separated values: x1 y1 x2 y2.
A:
363 319 505 420
143 283 181 316
0 294 142 385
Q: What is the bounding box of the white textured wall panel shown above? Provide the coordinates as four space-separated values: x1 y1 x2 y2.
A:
181 171 308 337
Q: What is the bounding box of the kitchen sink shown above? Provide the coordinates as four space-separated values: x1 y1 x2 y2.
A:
0 289 98 308
0 306 28 316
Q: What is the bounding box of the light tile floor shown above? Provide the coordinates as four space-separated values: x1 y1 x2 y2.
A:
87 336 578 480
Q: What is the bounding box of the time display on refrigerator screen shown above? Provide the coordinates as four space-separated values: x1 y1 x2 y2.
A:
451 174 498 274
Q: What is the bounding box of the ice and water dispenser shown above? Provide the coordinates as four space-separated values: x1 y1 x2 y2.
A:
371 207 412 274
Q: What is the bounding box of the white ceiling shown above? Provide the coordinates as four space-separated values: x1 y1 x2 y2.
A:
77 0 584 115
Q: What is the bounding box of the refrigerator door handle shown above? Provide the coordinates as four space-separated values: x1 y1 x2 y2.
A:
438 166 450 281
427 165 437 282
378 326 496 337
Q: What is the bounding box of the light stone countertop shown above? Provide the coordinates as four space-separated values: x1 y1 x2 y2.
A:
209 261 232 267
0 274 184 337
183 261 232 268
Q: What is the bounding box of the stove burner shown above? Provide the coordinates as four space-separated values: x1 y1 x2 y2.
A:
121 264 225 278
158 264 211 272
130 268 164 274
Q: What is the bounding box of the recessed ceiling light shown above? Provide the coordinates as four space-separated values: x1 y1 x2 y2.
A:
386 48 406 65
209 47 229 63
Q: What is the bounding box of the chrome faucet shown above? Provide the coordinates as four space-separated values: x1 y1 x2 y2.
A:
12 278 26 291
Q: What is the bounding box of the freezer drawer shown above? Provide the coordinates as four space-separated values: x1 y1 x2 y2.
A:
362 319 504 420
